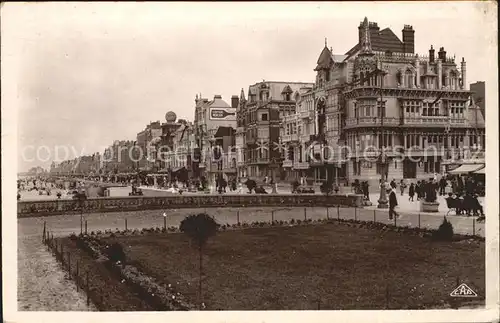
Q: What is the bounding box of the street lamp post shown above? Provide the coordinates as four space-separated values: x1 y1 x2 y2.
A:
377 150 389 209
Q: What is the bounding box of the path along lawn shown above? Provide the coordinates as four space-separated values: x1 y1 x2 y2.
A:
103 223 484 310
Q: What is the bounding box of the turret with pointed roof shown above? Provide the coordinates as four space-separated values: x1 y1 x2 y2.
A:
359 17 374 56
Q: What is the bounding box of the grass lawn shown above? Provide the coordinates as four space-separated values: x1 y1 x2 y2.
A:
102 223 484 310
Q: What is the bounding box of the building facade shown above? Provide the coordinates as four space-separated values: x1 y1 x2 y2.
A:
193 94 238 184
342 18 483 185
238 81 314 182
102 140 136 174
136 121 162 171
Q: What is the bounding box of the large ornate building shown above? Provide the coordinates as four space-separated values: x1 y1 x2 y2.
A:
281 17 485 186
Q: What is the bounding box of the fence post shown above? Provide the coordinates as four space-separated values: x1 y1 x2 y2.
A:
326 207 329 219
85 220 88 235
354 207 357 221
473 217 476 236
86 271 90 307
61 244 64 264
304 208 307 221
68 252 71 274
125 218 128 231
418 213 421 229
271 210 275 222
164 216 167 231
76 261 79 291
373 209 376 222
237 210 240 224
385 284 390 309
42 221 46 243
337 205 340 220
394 214 397 227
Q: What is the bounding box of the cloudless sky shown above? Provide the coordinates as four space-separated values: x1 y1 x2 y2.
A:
2 2 496 172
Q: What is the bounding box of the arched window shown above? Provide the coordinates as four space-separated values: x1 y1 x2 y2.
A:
405 70 413 88
396 71 402 85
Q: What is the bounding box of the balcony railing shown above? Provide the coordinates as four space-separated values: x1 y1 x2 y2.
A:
293 161 310 170
300 110 315 119
345 117 400 127
282 160 293 168
403 116 448 126
282 133 299 143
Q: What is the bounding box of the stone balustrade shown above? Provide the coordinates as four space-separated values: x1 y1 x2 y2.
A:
17 194 364 218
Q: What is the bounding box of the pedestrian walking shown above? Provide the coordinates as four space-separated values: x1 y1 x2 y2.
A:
388 188 399 220
399 179 406 196
439 177 447 196
408 183 415 201
415 181 421 200
390 179 397 189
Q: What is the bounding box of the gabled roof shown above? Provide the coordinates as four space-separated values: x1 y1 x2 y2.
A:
315 46 334 70
281 85 293 94
315 47 348 71
466 106 485 127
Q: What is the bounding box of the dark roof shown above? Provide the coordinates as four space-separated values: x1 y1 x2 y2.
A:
345 27 404 56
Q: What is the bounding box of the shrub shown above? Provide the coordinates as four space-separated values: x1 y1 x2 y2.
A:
290 219 295 224
297 219 302 225
105 242 126 263
433 217 454 241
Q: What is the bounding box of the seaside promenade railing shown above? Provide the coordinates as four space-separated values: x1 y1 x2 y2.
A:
18 194 364 218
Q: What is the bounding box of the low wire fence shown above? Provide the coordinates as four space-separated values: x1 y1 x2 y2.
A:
41 205 485 239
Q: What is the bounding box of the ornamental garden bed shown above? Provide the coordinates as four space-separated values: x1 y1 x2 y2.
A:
51 218 485 310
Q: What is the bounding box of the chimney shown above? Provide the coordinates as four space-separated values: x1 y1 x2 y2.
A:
231 95 239 110
402 25 415 53
214 95 222 100
438 47 447 61
429 45 435 63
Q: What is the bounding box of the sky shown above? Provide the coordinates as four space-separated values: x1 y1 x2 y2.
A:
2 2 497 172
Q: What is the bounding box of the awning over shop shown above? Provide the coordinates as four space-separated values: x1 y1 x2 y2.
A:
171 167 186 173
473 167 486 174
448 164 485 175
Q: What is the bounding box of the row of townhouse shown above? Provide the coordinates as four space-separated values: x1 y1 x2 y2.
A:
50 17 485 188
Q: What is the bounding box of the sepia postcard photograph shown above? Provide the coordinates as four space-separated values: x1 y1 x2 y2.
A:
2 2 499 323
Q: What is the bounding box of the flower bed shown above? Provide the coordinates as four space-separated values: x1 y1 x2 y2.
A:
48 233 197 311
98 222 484 310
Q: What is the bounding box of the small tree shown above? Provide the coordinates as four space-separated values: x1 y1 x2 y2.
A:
180 213 219 309
433 217 454 241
